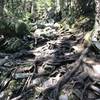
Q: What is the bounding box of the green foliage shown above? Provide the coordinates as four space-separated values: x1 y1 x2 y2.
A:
5 0 23 18
4 37 24 52
67 16 75 28
0 37 30 53
37 0 54 12
1 0 34 38
0 20 7 31
0 19 15 37
0 37 24 53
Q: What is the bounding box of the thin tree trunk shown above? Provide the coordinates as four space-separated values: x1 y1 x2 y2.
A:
55 0 60 12
93 0 100 40
31 0 37 14
0 0 4 19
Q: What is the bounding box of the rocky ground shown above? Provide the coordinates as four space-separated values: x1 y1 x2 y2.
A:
0 19 100 100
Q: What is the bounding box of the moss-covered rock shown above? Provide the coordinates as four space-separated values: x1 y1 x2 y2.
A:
15 20 30 38
0 19 31 38
84 31 92 45
84 30 100 52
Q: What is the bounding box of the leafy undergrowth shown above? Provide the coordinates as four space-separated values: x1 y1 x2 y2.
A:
0 19 100 100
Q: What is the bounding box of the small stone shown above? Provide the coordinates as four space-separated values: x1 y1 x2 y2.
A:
59 94 68 100
0 92 4 98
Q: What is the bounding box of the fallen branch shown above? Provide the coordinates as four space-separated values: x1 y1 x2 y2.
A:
0 69 14 93
10 90 33 100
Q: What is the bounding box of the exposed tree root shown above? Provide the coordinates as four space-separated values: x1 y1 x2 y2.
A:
41 43 91 100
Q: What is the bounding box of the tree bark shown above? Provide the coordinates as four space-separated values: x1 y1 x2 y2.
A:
0 0 4 19
93 0 100 40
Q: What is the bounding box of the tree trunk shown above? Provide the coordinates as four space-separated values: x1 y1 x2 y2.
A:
54 0 60 13
93 0 100 40
0 0 4 19
31 0 37 14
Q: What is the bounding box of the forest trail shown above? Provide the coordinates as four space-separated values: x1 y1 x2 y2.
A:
0 21 100 100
